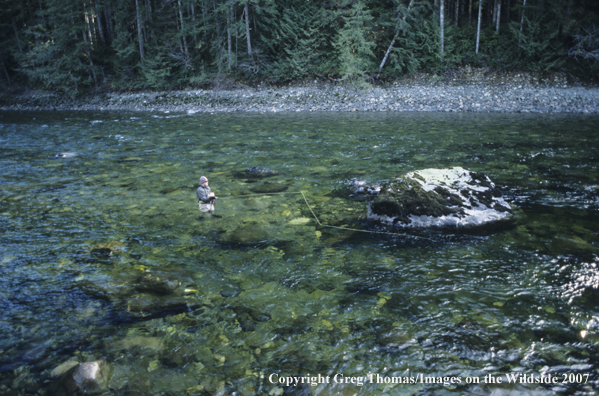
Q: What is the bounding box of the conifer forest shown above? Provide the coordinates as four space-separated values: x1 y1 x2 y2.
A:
1 0 598 93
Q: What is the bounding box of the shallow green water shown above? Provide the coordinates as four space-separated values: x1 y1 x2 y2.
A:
1 111 599 395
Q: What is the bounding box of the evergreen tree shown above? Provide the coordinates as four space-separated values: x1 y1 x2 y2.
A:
17 0 98 94
377 0 414 79
0 0 26 86
1 0 598 90
112 0 139 85
334 1 376 87
260 1 337 82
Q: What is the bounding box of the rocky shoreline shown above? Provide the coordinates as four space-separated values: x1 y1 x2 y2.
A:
2 71 599 113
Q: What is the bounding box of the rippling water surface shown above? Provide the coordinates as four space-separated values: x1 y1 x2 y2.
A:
1 111 598 395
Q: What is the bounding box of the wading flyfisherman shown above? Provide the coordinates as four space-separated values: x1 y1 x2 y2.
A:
197 176 218 217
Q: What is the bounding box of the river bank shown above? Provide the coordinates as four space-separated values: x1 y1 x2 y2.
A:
2 71 599 113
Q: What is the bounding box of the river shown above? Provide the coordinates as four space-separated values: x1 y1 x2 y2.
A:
1 111 598 395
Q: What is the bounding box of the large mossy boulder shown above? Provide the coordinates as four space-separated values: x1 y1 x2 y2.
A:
368 167 512 228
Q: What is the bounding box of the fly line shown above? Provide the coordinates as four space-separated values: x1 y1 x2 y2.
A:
216 191 430 240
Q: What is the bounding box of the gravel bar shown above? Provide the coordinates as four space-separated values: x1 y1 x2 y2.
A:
2 79 598 114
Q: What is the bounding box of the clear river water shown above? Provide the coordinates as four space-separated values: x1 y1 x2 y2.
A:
1 111 598 395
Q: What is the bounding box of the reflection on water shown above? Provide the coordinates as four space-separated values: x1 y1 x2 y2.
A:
1 111 598 395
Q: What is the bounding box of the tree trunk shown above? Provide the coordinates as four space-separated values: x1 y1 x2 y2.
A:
145 0 151 21
81 28 98 83
376 0 414 79
455 0 459 27
212 0 224 73
135 0 145 60
493 0 497 23
177 0 190 60
191 1 197 45
1 56 11 86
519 0 526 44
496 0 501 33
476 0 483 54
440 0 445 56
244 2 252 57
12 18 23 53
94 0 106 45
84 11 93 46
227 5 232 69
469 0 472 25
252 5 257 42
86 1 95 43
177 16 185 55
144 0 152 43
105 2 114 43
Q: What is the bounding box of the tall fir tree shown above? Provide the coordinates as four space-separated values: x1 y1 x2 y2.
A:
334 1 376 87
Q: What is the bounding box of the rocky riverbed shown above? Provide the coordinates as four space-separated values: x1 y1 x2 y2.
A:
1 71 598 113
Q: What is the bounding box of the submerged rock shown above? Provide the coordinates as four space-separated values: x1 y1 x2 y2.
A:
160 345 197 368
49 360 111 396
109 336 165 354
89 241 127 258
249 182 288 194
368 167 512 228
135 273 181 296
50 361 80 378
239 166 278 178
159 187 181 194
218 221 300 247
134 273 181 296
222 224 271 245
123 293 200 319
